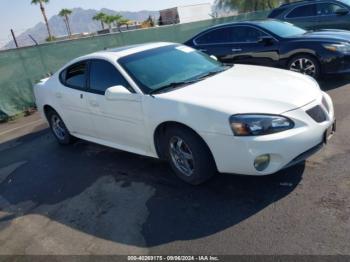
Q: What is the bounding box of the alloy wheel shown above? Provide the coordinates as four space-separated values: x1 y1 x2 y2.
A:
169 136 195 177
289 58 316 77
51 115 66 140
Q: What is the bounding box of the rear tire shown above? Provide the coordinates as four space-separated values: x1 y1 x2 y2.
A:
288 54 321 79
163 127 216 185
47 110 73 145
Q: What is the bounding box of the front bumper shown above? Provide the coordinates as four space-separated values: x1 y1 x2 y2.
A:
321 53 350 74
200 92 335 176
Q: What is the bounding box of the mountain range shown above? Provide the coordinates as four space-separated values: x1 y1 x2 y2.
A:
3 8 159 49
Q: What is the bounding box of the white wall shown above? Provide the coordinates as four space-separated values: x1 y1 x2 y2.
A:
177 3 212 23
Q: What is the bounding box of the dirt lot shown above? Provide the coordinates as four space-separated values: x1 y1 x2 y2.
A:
0 76 349 255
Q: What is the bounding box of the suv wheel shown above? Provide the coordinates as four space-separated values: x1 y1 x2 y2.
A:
288 54 320 79
164 127 216 185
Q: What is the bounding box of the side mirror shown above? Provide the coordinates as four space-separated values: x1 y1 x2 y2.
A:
335 8 349 16
210 55 218 61
258 36 275 45
105 85 132 101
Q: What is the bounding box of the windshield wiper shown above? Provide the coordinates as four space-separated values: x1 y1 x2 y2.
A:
193 66 231 81
149 79 197 95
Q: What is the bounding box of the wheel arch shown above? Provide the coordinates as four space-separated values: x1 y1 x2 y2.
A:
153 121 215 163
43 105 57 122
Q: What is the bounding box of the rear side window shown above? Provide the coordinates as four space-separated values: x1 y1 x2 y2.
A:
89 59 132 94
195 27 234 44
60 61 87 89
286 4 317 18
317 3 344 15
268 8 287 18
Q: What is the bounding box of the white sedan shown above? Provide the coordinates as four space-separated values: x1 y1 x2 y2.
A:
34 42 336 185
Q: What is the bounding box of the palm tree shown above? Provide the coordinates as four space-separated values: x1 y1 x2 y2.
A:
119 18 131 30
31 0 53 41
59 9 72 37
93 12 107 30
102 15 115 31
112 15 123 31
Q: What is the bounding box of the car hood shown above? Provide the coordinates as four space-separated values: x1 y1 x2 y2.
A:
292 29 350 42
158 64 322 115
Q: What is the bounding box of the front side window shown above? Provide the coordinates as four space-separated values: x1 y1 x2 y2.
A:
119 45 225 94
89 59 131 94
62 62 87 89
232 26 267 42
286 4 317 18
317 3 344 15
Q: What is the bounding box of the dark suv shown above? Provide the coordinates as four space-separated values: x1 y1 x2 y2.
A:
268 0 350 30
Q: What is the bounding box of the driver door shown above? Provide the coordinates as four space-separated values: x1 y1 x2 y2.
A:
85 59 148 153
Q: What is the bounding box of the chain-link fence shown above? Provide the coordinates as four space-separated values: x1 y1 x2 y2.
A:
0 11 269 120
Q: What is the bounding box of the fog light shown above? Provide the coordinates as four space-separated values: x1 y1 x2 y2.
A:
254 154 270 171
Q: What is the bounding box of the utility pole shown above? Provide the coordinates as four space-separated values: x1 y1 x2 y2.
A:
10 29 19 48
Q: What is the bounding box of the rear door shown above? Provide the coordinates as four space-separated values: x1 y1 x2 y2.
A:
193 26 236 61
316 2 350 30
56 61 95 137
284 3 318 29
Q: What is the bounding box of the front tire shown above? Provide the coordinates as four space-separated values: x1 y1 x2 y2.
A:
288 54 320 79
47 111 73 145
164 127 216 185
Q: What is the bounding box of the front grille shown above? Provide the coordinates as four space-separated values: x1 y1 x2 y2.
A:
322 97 330 113
307 105 327 123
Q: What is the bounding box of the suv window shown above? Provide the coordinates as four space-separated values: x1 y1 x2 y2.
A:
89 59 132 94
268 7 287 18
286 3 317 18
62 61 87 89
317 3 344 15
196 26 267 44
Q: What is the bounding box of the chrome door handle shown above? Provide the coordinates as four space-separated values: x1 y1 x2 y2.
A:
199 49 207 52
232 48 242 52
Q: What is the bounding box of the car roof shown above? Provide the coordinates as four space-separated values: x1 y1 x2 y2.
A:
278 0 344 8
199 19 283 31
73 42 175 62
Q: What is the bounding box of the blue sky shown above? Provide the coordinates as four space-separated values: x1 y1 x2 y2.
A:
0 0 215 45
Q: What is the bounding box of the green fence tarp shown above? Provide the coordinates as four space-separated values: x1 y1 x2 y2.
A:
0 11 269 120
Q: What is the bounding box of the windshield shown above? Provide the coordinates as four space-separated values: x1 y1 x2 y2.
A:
339 0 350 6
258 20 306 38
118 44 225 94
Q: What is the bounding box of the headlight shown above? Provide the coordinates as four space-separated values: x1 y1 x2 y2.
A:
323 43 350 54
229 114 294 136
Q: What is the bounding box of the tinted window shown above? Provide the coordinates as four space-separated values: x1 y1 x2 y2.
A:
317 3 344 15
196 27 234 44
286 4 317 18
89 60 131 94
232 26 267 42
64 62 87 89
196 26 266 44
268 7 287 18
